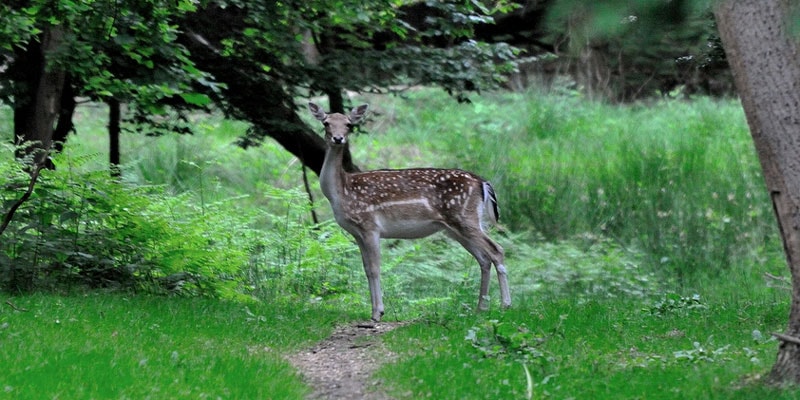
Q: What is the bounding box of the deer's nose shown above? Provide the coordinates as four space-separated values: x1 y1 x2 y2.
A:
332 136 345 144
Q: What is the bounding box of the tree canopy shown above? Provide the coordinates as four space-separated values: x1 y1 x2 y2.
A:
1 0 738 172
1 0 520 173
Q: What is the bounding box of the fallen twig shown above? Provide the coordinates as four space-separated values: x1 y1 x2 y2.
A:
5 300 28 312
764 272 791 292
772 332 800 346
765 272 789 282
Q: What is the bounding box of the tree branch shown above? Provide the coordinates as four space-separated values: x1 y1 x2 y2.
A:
773 332 800 346
5 300 28 312
0 161 46 237
178 26 359 175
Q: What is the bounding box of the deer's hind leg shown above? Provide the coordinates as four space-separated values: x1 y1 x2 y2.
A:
445 227 510 311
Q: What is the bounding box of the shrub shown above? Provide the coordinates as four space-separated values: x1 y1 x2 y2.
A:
1 147 263 297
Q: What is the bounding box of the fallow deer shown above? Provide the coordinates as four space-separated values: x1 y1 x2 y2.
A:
308 102 510 321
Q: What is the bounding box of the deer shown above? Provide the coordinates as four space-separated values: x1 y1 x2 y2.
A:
308 102 511 322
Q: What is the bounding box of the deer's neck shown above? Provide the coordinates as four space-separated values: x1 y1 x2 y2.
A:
320 145 348 207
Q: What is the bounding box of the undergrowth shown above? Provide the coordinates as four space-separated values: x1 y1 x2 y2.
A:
0 89 788 312
0 145 361 301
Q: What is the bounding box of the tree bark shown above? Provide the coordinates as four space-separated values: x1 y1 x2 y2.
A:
12 24 66 167
108 98 122 178
714 0 800 384
178 7 360 176
52 75 76 153
180 29 338 175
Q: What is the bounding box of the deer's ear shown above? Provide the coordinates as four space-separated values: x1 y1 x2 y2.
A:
308 102 327 121
349 104 369 124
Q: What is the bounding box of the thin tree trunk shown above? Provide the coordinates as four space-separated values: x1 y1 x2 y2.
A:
714 0 800 384
52 75 76 153
108 98 122 178
301 165 320 225
326 89 345 114
12 24 66 168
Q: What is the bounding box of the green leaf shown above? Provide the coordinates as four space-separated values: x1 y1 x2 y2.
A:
179 92 212 106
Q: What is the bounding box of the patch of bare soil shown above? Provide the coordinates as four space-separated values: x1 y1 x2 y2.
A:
287 322 406 400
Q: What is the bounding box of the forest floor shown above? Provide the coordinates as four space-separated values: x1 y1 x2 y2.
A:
287 321 406 400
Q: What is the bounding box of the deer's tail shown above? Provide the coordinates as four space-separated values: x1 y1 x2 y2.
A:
481 181 500 230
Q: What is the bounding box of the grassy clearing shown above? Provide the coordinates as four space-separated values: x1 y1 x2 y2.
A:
0 293 355 398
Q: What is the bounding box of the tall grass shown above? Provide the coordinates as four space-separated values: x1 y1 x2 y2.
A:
362 90 781 280
4 89 785 297
4 89 784 299
62 105 306 210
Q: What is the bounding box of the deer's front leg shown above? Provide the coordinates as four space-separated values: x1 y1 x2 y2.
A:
356 233 384 322
478 261 492 311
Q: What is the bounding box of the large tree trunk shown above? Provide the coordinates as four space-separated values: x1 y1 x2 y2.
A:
12 24 66 167
714 0 800 384
177 6 360 176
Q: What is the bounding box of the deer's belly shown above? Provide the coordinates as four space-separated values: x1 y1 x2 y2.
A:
377 217 443 239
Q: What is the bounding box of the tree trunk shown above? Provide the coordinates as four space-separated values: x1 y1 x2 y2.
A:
12 24 66 167
52 75 76 153
714 0 800 384
177 5 370 176
108 98 122 178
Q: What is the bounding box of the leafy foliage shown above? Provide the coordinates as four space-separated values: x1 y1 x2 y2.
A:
0 136 367 301
0 145 251 296
673 341 732 364
465 319 551 365
645 293 708 316
189 0 520 112
242 186 361 301
2 0 200 96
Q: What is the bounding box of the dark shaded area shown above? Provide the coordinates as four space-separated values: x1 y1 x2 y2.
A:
175 5 360 175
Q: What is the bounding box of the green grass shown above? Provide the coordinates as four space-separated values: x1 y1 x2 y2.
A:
32 90 781 282
378 289 793 399
0 293 355 398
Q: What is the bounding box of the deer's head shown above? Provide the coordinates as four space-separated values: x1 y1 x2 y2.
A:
308 102 369 146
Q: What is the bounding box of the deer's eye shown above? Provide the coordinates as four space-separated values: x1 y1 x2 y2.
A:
346 123 354 130
323 121 330 127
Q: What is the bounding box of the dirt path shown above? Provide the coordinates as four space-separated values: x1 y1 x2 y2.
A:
287 322 406 400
